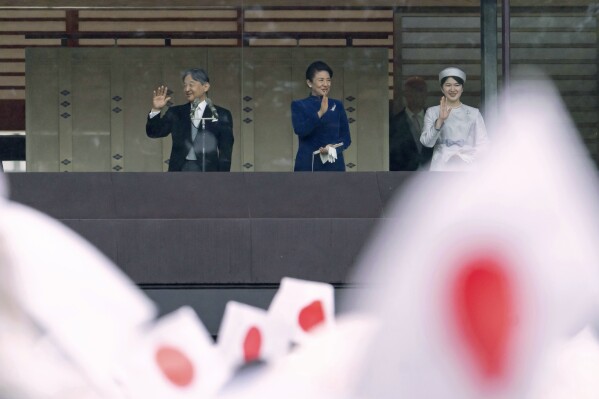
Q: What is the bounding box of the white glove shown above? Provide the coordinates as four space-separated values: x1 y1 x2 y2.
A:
328 146 338 163
320 146 338 164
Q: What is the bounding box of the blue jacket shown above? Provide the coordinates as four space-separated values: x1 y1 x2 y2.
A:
291 95 351 171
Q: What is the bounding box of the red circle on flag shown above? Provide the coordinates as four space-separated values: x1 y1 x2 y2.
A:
243 326 262 363
452 255 514 381
298 300 326 332
155 345 195 387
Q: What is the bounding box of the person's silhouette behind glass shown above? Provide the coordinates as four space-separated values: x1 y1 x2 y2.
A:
389 76 433 171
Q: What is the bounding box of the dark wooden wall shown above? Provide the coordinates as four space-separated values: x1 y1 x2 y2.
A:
5 171 422 332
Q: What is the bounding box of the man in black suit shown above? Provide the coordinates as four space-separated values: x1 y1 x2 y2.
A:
389 76 433 171
146 68 234 172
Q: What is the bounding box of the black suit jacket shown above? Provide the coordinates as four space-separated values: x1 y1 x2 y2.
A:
146 102 234 172
389 108 433 171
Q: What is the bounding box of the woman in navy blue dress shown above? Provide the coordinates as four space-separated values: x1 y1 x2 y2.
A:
291 61 351 171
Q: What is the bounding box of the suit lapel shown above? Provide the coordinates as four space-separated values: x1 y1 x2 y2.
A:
179 103 197 149
201 106 216 132
203 106 214 120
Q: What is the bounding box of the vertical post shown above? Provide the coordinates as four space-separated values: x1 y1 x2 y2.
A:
65 10 79 47
480 0 498 120
237 6 244 47
392 8 403 116
595 14 599 163
502 0 511 89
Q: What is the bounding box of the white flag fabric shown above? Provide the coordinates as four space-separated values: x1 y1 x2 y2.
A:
0 199 157 393
529 326 599 399
347 75 599 398
219 314 378 399
268 277 335 343
0 330 108 399
217 301 289 369
118 306 232 398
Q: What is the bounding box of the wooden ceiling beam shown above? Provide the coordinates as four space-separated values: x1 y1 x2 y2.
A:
0 0 594 9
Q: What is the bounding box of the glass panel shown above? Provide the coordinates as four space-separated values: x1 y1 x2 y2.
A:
0 1 596 171
390 7 486 171
509 8 598 164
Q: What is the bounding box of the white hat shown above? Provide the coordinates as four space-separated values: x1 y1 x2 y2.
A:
439 67 466 83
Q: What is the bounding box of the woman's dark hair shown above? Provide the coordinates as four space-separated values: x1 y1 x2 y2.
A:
305 61 333 81
181 68 210 84
440 76 464 86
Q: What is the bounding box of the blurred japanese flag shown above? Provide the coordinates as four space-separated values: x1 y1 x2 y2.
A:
0 198 156 394
348 73 599 398
268 277 335 343
218 314 378 399
217 301 289 369
117 306 232 398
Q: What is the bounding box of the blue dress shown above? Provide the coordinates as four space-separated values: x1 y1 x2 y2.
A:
291 95 351 171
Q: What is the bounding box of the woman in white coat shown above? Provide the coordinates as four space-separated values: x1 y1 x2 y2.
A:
420 67 488 171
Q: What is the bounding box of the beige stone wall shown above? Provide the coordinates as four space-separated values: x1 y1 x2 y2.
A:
26 47 389 172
